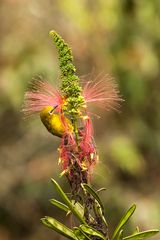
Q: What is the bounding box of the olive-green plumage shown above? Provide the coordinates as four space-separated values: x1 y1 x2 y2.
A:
40 106 73 138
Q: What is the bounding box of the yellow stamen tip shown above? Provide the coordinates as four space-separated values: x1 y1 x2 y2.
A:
58 158 61 164
83 115 89 120
60 170 67 177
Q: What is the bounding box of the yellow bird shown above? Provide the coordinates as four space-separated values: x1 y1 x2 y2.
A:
40 106 73 138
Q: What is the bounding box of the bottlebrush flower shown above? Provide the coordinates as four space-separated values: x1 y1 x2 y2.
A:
82 72 122 112
22 77 64 117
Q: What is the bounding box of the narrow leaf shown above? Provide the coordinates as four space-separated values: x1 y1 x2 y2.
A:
50 199 69 212
72 200 94 222
111 204 136 240
51 178 86 224
80 224 107 240
123 229 159 240
72 201 84 217
82 183 104 214
96 204 108 227
41 216 77 240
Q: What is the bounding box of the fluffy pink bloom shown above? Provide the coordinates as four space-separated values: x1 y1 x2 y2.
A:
22 73 121 118
82 73 122 112
22 77 64 117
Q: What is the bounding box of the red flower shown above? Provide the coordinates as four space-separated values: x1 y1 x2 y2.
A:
59 133 76 172
79 116 98 171
59 116 98 175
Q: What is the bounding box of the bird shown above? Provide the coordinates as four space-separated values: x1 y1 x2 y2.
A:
40 106 73 138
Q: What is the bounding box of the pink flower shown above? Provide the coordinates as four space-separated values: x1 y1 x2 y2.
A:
22 77 64 117
82 73 122 112
22 73 121 119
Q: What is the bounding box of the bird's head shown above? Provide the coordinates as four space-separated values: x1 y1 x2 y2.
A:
40 105 58 122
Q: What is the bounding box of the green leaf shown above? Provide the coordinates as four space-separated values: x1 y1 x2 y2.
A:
111 204 136 240
79 224 107 240
41 216 77 240
74 227 92 240
51 178 86 224
95 203 108 227
123 229 159 240
82 183 104 214
72 200 84 217
50 199 69 212
71 200 94 222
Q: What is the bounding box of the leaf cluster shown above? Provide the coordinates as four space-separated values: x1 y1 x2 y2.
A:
42 179 159 240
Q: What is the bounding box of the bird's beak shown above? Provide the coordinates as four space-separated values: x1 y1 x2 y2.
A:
50 105 58 114
53 105 58 110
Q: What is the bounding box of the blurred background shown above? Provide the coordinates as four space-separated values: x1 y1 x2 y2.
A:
0 0 160 239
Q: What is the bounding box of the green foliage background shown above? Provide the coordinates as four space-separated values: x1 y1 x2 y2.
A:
0 0 159 239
